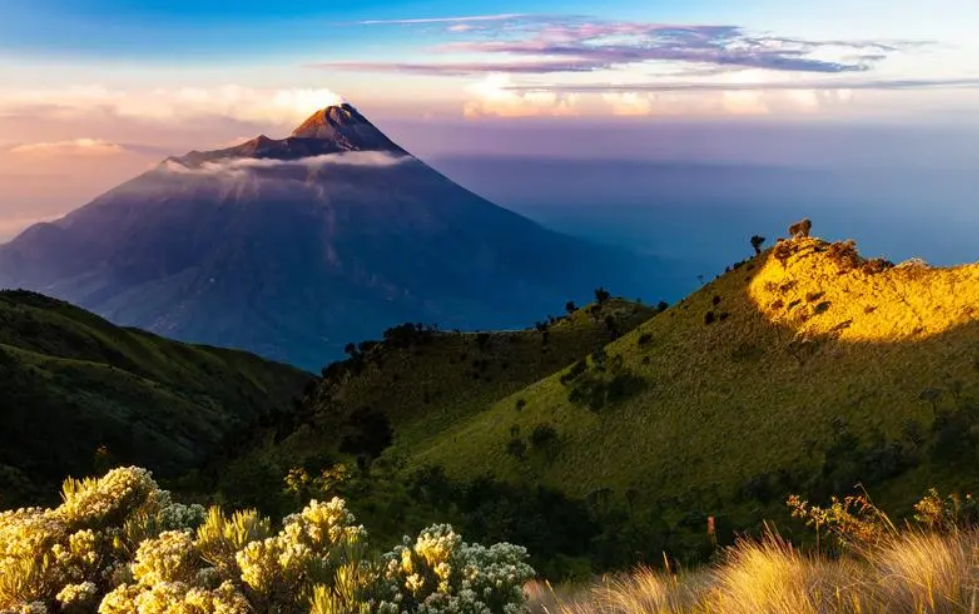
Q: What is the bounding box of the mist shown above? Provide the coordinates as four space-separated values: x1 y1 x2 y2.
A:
429 156 979 282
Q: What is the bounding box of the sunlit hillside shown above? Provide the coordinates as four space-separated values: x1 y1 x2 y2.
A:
410 236 979 547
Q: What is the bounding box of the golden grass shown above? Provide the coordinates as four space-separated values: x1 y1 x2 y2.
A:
529 531 979 614
749 238 979 342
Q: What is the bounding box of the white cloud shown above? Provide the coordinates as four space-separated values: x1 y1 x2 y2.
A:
463 74 579 118
9 138 126 156
359 14 525 25
163 151 410 177
602 93 654 116
0 85 346 126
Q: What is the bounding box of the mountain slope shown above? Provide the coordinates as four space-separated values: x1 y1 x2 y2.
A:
409 237 979 534
0 103 681 368
0 290 311 506
246 298 658 472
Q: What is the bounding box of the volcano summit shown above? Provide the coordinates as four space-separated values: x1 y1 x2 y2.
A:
0 104 677 368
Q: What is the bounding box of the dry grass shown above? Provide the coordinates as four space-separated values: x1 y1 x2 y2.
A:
529 531 979 614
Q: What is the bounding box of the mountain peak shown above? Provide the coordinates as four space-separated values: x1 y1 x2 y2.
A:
291 103 365 138
288 103 403 152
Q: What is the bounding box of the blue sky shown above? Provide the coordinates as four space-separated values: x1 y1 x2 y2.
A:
0 0 977 240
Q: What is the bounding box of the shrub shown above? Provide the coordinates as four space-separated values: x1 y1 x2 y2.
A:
560 359 588 385
0 467 534 614
656 301 669 313
704 312 716 325
530 424 559 450
826 240 861 271
862 258 894 275
594 288 611 305
637 333 653 346
773 241 794 266
506 438 528 460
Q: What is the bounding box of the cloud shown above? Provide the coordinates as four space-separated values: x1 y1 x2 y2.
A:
602 93 654 117
163 151 410 176
8 138 126 156
462 74 579 118
359 14 529 25
320 19 927 76
0 86 346 126
317 60 608 76
506 77 979 94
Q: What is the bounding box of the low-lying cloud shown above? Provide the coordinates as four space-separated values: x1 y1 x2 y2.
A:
7 138 127 156
163 151 410 177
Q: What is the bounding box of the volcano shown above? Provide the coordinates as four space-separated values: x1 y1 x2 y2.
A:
0 103 679 368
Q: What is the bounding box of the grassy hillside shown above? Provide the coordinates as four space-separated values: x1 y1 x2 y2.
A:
411 237 979 544
253 298 657 471
0 290 311 506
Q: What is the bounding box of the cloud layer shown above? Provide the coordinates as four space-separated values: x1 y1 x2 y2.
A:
8 138 127 156
0 86 345 126
318 18 924 76
163 151 410 177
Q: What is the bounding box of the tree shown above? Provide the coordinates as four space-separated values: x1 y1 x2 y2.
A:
565 301 577 314
594 287 611 305
751 235 766 255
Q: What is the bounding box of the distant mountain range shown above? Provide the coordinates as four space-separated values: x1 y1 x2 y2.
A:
0 103 682 368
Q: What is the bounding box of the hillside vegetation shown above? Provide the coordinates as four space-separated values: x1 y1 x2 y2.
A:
411 237 979 549
0 290 311 506
237 298 656 478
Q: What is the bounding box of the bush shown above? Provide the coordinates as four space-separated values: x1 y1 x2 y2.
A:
826 240 862 271
0 467 533 614
506 438 528 460
773 241 794 266
530 424 559 450
560 359 588 385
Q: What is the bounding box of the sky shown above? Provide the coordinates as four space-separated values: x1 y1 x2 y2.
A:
0 0 978 241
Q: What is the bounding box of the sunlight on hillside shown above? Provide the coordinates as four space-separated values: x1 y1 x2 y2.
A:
749 237 979 342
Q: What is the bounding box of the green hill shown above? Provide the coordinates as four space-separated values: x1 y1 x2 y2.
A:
407 237 979 552
0 290 311 506
245 298 657 472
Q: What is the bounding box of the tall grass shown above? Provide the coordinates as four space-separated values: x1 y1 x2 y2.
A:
529 531 979 614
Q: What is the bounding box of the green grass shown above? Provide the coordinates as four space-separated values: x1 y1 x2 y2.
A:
408 238 979 535
0 290 311 506
249 299 657 471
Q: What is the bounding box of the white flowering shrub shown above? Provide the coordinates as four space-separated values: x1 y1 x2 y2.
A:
0 467 533 614
375 525 535 614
